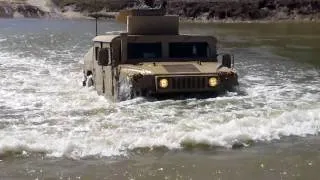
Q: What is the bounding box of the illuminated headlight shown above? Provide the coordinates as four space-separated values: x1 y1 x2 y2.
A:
208 77 218 87
159 78 169 88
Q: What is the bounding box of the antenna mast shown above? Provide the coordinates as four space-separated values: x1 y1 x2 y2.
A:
95 0 98 36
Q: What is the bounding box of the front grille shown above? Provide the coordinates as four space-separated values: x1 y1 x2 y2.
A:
170 76 208 90
171 76 206 89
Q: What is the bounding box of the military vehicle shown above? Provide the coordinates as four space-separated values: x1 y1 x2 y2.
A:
82 0 238 101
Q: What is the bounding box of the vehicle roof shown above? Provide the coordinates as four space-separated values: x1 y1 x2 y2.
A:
92 35 121 43
92 34 217 43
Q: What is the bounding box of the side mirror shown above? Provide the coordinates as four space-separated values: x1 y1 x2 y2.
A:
222 54 232 68
98 48 110 66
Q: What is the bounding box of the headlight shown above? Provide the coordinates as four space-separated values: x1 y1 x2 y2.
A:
159 78 169 88
208 77 218 87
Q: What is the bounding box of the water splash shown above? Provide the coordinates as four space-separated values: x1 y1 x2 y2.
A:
0 20 319 158
118 76 133 101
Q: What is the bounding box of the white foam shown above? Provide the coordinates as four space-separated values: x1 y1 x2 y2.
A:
0 42 320 158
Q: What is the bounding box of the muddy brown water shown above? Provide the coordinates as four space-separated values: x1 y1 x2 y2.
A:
0 19 319 179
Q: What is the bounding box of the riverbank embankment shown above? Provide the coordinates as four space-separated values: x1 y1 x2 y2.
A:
0 0 48 18
1 0 320 22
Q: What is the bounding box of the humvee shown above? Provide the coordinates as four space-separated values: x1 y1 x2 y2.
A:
82 4 238 101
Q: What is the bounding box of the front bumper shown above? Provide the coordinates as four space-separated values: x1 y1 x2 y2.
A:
131 73 238 97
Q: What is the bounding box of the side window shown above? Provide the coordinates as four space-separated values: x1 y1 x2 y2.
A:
98 48 110 66
95 47 99 61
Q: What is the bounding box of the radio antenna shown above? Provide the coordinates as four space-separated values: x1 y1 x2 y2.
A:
95 0 98 36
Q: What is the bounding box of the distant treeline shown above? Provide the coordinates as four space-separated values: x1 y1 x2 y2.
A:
168 0 320 21
51 0 320 21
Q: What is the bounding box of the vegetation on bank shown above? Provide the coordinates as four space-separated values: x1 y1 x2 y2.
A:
170 0 320 21
0 0 47 18
51 0 320 21
1 0 320 21
51 0 129 12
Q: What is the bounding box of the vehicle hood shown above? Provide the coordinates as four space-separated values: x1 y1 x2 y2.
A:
118 62 220 76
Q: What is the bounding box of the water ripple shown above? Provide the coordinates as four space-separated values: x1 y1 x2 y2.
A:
0 20 319 158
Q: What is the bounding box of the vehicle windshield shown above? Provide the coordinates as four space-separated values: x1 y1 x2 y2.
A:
126 42 212 63
169 42 208 58
127 43 162 59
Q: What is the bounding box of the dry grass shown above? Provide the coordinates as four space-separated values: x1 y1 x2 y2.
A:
51 0 130 12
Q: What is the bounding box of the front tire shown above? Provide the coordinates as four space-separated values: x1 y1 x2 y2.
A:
82 71 87 87
83 70 93 87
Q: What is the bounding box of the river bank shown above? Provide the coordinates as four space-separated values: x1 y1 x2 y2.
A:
1 0 320 22
170 0 320 22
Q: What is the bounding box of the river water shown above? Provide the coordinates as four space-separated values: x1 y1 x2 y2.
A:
0 19 319 179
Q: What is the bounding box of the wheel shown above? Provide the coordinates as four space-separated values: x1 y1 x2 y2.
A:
83 71 93 87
